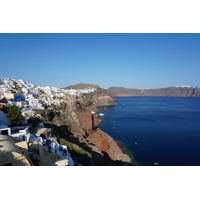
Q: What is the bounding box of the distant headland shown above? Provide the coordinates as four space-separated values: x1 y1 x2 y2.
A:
107 86 200 97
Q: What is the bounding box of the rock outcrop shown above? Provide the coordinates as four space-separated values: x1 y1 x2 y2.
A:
107 86 200 97
51 83 133 165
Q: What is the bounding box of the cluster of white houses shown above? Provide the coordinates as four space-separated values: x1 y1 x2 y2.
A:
0 78 97 166
0 111 76 166
0 78 91 166
0 78 96 110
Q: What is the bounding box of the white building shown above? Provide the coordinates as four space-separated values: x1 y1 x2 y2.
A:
0 111 11 126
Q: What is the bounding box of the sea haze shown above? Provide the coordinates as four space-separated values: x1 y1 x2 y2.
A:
99 97 200 166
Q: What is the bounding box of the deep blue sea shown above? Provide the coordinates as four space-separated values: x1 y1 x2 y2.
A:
99 97 200 166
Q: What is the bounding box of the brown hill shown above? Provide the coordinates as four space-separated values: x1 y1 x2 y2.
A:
63 83 100 90
63 83 117 107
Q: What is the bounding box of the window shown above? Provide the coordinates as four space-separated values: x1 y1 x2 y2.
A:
1 130 9 135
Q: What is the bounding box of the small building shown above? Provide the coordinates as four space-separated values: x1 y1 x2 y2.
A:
4 91 24 101
10 126 30 138
32 127 52 139
15 96 25 101
16 100 28 108
0 134 32 166
29 99 39 104
22 108 36 117
0 125 11 136
4 91 16 100
46 158 69 166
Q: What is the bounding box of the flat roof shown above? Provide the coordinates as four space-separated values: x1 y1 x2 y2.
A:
32 127 51 137
0 135 21 155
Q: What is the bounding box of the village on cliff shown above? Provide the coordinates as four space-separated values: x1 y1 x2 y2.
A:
0 78 97 166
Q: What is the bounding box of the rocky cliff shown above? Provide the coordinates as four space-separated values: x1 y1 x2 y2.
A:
50 83 133 165
107 86 200 97
63 83 117 107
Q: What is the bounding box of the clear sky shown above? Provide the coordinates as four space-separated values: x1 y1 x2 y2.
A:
1 33 200 89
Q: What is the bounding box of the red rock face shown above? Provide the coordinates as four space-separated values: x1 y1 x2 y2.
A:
96 138 109 152
79 113 101 134
88 130 110 152
75 109 133 165
79 113 110 151
87 129 94 135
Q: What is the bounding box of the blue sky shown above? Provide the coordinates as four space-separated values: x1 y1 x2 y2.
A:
0 33 200 89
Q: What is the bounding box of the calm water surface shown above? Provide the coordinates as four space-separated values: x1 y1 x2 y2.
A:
99 97 200 166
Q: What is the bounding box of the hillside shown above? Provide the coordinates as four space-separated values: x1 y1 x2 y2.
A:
107 86 200 97
63 83 117 107
63 83 100 90
0 79 132 166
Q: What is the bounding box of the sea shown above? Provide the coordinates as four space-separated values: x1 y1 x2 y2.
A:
99 97 200 166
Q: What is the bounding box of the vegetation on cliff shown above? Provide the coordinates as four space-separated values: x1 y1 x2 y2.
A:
59 138 93 166
7 105 25 126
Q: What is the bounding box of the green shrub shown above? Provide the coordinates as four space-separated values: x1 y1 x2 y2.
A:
59 138 93 165
64 121 79 132
28 117 45 128
35 109 46 117
7 105 25 126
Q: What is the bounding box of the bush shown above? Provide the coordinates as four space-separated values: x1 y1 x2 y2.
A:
35 109 46 117
7 105 25 126
64 121 79 132
59 138 93 166
28 117 46 128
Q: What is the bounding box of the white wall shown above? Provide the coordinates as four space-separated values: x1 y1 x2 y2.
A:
0 111 11 126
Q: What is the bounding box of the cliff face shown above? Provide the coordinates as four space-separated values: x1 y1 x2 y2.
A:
52 83 132 165
107 86 200 97
191 87 200 97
